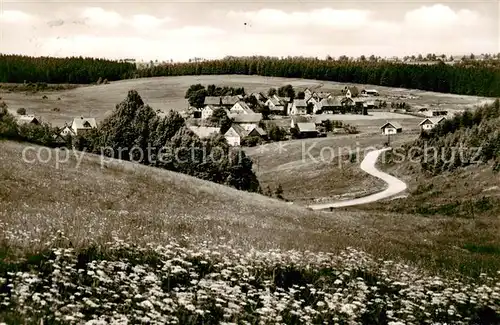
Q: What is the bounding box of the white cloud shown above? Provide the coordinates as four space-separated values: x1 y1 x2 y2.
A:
0 10 35 24
131 14 172 31
80 7 124 28
404 4 481 29
1 4 496 60
227 8 371 30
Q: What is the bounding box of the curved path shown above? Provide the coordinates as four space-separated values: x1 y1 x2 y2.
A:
308 148 407 210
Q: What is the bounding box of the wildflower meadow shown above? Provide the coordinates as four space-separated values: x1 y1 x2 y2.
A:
1 235 499 324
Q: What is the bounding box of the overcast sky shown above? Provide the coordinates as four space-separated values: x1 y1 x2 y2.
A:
0 0 498 61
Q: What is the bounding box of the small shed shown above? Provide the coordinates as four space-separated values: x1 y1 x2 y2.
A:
380 121 403 135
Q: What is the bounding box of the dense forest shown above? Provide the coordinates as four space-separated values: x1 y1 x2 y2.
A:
0 55 135 84
139 57 500 97
2 54 500 97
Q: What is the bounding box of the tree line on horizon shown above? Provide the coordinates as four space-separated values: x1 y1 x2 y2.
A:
2 54 500 97
0 54 135 84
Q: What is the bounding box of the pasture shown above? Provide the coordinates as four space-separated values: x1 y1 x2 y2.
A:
0 75 494 127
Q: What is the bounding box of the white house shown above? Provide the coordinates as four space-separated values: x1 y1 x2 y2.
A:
419 117 445 131
188 126 220 139
344 86 360 98
71 117 97 135
201 105 216 119
290 99 308 115
230 101 253 114
224 124 248 146
60 125 75 137
17 115 40 125
304 88 313 101
380 121 403 135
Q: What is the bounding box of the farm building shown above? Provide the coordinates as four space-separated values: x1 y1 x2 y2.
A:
313 92 332 100
419 117 445 131
422 109 448 117
294 122 319 138
290 99 308 115
224 124 248 146
204 96 221 107
230 101 253 114
231 113 263 131
221 96 240 108
17 115 40 125
361 89 379 96
188 126 220 139
247 126 267 138
71 117 97 136
380 122 403 135
316 97 342 114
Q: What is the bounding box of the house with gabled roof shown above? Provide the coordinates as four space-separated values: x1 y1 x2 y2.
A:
204 96 221 107
224 124 248 146
419 117 445 131
381 121 403 135
290 99 308 115
343 86 360 98
60 125 75 137
247 126 267 138
71 117 97 135
316 97 342 114
230 113 263 131
17 115 41 126
201 105 216 119
188 126 221 139
230 101 253 114
221 96 240 108
293 122 319 138
265 95 285 115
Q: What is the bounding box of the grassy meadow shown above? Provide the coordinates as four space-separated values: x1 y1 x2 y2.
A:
244 133 417 204
1 140 499 323
0 75 493 127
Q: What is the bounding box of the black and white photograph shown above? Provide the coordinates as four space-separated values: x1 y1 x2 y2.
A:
0 0 500 323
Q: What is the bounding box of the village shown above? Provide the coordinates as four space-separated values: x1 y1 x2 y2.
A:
11 84 452 147
180 85 451 146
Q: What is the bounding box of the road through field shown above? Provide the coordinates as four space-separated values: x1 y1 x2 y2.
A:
308 148 407 210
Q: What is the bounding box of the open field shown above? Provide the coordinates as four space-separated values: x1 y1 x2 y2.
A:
245 133 417 205
2 140 500 280
0 75 494 127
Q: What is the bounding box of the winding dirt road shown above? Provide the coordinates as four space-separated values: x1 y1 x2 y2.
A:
308 148 407 210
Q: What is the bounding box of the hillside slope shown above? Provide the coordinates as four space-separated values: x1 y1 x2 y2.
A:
2 140 500 278
0 140 363 256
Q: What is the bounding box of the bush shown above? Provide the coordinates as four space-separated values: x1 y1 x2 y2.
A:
16 107 26 115
241 136 262 147
268 124 287 142
0 107 19 139
0 101 7 109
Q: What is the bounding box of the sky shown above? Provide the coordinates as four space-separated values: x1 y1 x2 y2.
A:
0 0 499 62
